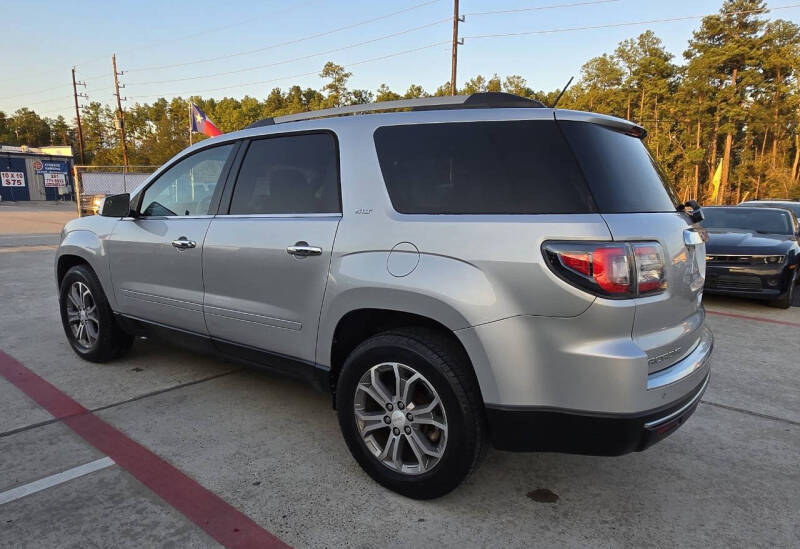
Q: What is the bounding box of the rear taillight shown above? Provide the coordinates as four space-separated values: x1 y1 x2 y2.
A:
542 241 666 299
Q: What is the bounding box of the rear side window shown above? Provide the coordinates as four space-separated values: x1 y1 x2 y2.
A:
558 121 678 213
373 121 596 214
229 132 340 215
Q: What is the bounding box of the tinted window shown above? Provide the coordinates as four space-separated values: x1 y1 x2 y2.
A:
140 144 233 216
559 121 678 213
373 121 596 214
701 207 794 235
229 133 339 215
740 201 800 218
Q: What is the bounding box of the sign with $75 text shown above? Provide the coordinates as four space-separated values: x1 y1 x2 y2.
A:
1 172 26 187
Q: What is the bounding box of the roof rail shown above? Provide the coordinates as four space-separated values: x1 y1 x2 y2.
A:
244 92 545 129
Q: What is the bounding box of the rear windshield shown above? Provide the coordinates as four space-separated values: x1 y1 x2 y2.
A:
701 207 794 235
373 120 596 214
558 121 679 213
740 201 800 218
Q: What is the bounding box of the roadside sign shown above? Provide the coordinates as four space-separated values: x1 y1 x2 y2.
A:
34 160 68 174
44 173 66 187
1 171 26 187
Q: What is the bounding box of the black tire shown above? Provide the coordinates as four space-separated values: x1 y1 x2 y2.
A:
59 264 134 362
336 327 486 499
768 271 797 309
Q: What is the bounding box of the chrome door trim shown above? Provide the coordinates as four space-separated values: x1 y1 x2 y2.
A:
204 305 302 331
214 213 343 219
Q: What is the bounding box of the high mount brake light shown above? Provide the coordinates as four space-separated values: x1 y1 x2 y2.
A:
542 241 667 299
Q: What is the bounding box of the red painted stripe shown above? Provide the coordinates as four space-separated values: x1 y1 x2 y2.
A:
0 350 289 549
706 309 800 328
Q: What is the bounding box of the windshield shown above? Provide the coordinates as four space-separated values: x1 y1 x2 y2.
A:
740 201 800 218
701 207 794 235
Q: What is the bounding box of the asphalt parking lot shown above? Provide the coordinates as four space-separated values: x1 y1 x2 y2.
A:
1 202 798 548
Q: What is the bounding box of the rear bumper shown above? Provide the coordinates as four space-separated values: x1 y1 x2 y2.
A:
486 373 709 455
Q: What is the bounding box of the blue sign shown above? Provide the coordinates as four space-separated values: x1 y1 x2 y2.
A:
34 160 68 174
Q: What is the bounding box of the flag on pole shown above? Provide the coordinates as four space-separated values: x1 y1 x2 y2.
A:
708 160 723 202
190 103 222 137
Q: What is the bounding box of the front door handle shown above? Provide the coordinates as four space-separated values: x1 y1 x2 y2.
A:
171 237 197 250
287 241 322 257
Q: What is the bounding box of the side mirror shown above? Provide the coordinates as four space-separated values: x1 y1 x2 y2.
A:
679 200 704 223
99 193 131 217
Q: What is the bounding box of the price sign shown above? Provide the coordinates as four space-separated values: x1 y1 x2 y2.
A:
44 173 66 187
1 172 26 187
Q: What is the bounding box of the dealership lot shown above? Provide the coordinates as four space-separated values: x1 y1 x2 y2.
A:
1 206 798 548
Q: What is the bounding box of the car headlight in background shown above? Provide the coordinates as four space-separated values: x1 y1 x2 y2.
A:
763 255 785 264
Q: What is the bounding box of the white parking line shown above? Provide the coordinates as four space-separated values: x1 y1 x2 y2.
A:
0 457 115 505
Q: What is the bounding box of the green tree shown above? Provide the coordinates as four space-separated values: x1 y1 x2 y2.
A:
320 62 352 107
686 0 767 203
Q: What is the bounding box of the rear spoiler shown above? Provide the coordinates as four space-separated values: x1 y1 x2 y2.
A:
554 109 647 139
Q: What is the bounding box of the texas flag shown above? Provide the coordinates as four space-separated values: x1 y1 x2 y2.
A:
190 103 222 137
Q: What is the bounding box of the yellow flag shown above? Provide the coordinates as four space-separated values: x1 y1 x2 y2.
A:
709 160 723 202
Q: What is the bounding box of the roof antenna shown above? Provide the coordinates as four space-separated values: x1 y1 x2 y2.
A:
551 76 574 109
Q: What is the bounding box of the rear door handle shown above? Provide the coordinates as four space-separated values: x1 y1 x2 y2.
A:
171 237 197 250
287 241 322 257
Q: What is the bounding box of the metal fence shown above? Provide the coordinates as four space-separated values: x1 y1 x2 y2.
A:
74 165 158 216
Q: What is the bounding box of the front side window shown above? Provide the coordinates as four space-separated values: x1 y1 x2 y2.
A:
229 133 340 215
139 144 234 216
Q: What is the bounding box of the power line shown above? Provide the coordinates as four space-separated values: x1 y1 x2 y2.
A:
74 0 323 78
464 0 620 17
125 17 451 87
463 2 800 40
127 40 450 100
0 84 73 102
125 0 444 73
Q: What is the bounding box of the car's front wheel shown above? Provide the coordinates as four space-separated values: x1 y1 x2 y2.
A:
59 264 133 362
336 328 485 499
768 270 797 309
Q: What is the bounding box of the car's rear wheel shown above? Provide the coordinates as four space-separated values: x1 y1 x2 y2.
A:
768 270 797 309
336 328 485 499
59 265 133 362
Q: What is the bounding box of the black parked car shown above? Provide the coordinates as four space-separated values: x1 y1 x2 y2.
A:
701 206 800 308
739 199 800 218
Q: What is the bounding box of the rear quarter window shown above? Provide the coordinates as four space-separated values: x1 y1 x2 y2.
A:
373 120 596 215
558 121 678 213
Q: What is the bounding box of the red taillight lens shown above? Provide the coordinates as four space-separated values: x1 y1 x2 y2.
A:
593 247 631 293
543 241 666 299
560 252 591 276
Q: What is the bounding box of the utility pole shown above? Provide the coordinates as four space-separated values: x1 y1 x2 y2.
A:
112 54 129 168
71 67 87 164
450 0 463 96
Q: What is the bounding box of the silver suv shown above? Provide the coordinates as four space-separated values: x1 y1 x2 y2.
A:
56 93 713 499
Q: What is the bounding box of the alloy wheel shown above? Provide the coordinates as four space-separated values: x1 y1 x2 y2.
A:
353 362 448 475
65 281 99 350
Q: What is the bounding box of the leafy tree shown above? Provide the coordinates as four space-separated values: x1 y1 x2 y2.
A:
686 0 766 203
375 84 402 102
320 62 352 107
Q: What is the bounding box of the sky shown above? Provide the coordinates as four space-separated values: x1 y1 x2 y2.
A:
2 0 799 120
